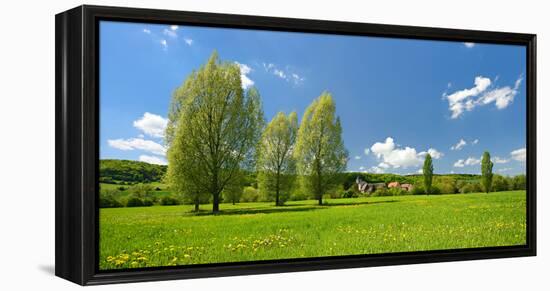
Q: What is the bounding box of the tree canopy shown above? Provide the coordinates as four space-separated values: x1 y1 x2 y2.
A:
481 151 494 193
423 154 434 194
294 92 348 205
166 51 264 212
257 111 298 206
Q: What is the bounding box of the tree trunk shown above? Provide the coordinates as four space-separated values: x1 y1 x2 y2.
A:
275 171 280 206
194 199 199 212
213 192 220 213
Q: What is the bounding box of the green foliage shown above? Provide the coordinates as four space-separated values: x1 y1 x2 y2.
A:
127 183 154 198
100 159 166 184
512 174 526 190
411 185 426 195
481 151 494 193
294 92 348 205
223 172 245 205
126 197 145 207
459 182 483 194
257 112 298 206
423 154 433 194
99 189 123 208
166 51 264 213
160 196 181 206
241 187 260 202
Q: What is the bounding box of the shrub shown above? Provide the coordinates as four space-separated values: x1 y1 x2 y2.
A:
388 187 406 196
241 187 260 202
411 185 426 195
117 186 127 191
126 197 144 207
371 188 389 197
99 195 123 208
437 182 457 194
128 184 154 198
142 198 154 206
342 190 358 198
430 186 441 195
160 196 181 205
460 182 482 194
155 187 162 191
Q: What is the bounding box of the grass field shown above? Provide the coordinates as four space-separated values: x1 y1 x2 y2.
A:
99 190 526 270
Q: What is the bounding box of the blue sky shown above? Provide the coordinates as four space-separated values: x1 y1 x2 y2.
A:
100 21 527 176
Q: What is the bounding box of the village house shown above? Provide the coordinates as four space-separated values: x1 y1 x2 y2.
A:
356 177 386 194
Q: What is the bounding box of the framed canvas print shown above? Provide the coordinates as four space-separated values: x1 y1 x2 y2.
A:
55 5 536 285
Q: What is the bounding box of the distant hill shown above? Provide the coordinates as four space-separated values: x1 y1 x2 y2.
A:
100 159 167 184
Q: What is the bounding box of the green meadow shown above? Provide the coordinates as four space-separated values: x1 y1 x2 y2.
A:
99 190 526 270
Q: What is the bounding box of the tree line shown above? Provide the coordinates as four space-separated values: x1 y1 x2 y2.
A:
166 52 348 213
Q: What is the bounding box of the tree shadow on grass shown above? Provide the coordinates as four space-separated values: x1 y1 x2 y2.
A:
184 199 399 217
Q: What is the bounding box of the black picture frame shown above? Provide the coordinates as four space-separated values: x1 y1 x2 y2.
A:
55 4 537 286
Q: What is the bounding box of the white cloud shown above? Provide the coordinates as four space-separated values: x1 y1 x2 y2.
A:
184 38 193 46
472 139 479 145
262 63 304 85
133 112 168 138
139 155 167 165
163 28 178 38
492 156 509 164
160 39 168 49
369 166 385 174
170 25 178 31
419 148 444 159
417 168 423 174
235 62 254 89
364 148 370 156
510 148 526 162
444 75 523 119
445 76 491 119
451 139 467 150
370 137 440 169
497 167 512 172
358 166 366 171
354 155 361 160
464 42 476 48
143 28 151 34
453 156 480 168
465 157 480 166
378 162 390 169
273 69 286 79
108 138 166 156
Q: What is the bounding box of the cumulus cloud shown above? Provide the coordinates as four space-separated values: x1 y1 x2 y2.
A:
143 28 151 34
139 155 167 165
472 139 479 145
108 138 166 156
160 39 168 49
444 75 522 119
235 62 254 89
133 112 168 138
419 148 444 159
369 137 441 169
354 155 361 160
184 38 193 46
451 139 467 150
364 148 370 155
497 167 512 172
464 42 475 48
453 157 480 168
511 148 526 162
